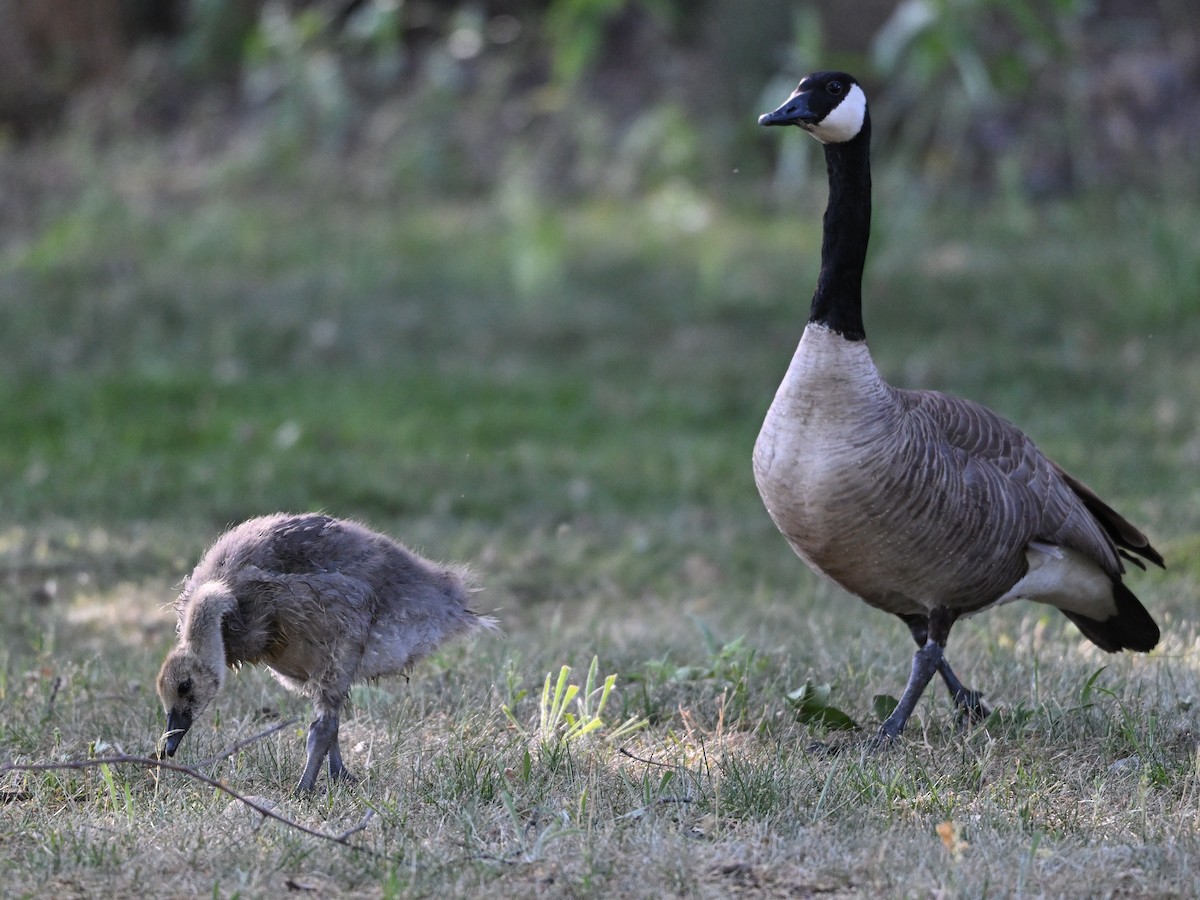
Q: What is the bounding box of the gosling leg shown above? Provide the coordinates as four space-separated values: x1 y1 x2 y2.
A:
297 713 339 793
326 730 356 784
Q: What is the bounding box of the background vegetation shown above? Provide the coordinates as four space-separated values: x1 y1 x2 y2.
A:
1 1 1198 896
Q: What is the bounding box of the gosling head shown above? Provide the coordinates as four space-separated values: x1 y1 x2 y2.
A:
758 71 867 144
155 580 236 759
156 648 223 758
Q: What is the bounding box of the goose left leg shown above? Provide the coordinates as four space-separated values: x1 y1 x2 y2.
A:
898 613 989 724
876 639 943 742
878 607 969 741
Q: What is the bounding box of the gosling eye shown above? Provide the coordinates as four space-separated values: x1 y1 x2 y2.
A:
178 678 192 698
827 80 844 97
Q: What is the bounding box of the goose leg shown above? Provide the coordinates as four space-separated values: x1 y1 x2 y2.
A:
877 607 968 742
297 713 339 793
875 640 943 742
934 660 990 724
898 613 989 723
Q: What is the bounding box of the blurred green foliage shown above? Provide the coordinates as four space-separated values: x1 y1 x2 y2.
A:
1 161 1196 533
178 0 262 80
4 1 1194 198
0 0 1195 537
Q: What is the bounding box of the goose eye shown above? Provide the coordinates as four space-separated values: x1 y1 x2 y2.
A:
828 81 844 96
178 678 192 697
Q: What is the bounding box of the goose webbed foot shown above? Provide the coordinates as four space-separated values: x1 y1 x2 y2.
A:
935 659 991 726
864 729 899 752
952 689 991 729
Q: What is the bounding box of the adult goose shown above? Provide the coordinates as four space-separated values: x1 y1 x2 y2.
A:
753 71 1163 742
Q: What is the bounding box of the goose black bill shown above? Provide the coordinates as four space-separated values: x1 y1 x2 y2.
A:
160 709 192 758
758 92 817 127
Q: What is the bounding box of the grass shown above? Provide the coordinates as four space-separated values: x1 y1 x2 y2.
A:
1 131 1200 896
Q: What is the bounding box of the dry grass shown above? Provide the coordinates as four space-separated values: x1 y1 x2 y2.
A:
2 523 1198 898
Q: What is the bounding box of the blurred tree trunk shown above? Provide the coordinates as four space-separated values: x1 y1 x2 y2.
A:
0 0 127 134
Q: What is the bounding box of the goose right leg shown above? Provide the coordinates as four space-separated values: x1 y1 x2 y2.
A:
899 614 989 724
934 659 990 724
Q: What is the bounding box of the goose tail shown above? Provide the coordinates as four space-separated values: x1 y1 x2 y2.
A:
1060 579 1160 653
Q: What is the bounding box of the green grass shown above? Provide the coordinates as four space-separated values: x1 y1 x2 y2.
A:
2 137 1200 896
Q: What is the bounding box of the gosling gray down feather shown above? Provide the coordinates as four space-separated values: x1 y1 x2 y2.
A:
156 513 497 792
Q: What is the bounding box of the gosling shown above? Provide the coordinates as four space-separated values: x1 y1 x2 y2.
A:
156 513 496 792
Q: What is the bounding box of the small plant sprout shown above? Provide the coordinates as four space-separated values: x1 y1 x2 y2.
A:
503 656 645 748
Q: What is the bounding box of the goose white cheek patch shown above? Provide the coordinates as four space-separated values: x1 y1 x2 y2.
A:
809 84 867 144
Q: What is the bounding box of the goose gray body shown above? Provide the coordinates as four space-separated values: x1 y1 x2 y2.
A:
156 513 496 791
755 71 1162 741
755 325 1131 622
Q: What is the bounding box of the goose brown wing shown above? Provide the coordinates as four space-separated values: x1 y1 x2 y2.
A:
899 389 1125 578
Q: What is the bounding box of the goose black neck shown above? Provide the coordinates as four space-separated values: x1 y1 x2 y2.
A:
809 116 871 341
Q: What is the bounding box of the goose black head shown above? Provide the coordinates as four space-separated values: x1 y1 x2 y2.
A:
759 71 867 144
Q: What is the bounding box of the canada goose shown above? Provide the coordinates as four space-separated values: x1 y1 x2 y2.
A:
156 513 497 792
754 72 1163 742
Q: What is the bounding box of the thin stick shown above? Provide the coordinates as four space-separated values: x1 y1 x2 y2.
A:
619 745 705 802
618 746 676 769
193 716 300 767
1 755 380 855
335 809 376 842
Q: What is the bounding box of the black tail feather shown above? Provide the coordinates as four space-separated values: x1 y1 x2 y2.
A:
1061 579 1160 653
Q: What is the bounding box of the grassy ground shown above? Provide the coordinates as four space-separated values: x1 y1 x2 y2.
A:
1 137 1199 897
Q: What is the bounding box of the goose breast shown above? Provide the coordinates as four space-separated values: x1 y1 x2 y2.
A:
753 325 1117 617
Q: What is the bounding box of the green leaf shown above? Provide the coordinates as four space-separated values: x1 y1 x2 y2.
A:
1080 666 1108 706
872 694 899 723
786 681 860 731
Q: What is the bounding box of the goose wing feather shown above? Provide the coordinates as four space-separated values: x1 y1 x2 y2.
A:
899 389 1125 579
1049 463 1164 569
